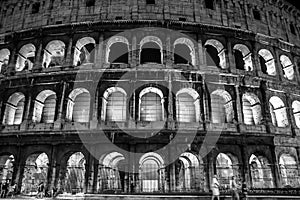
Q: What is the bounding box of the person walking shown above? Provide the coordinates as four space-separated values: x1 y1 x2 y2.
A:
211 175 220 200
230 176 240 200
0 180 8 198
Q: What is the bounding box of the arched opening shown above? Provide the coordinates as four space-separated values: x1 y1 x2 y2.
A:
279 154 300 187
32 90 57 123
292 101 300 129
233 44 253 71
16 44 36 71
0 49 10 74
280 55 294 80
2 93 25 125
66 88 91 123
139 87 164 122
74 37 96 66
249 154 274 188
106 36 130 64
258 49 276 76
21 153 49 195
210 90 234 123
216 153 240 189
176 88 200 122
140 36 163 64
0 155 15 183
174 38 195 66
64 152 86 194
139 152 164 192
205 39 226 69
43 40 65 68
269 96 289 128
173 152 204 192
97 152 125 193
102 87 127 122
242 93 262 125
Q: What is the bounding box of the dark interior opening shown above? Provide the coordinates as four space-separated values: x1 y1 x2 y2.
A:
140 42 161 64
174 44 192 65
234 50 245 70
205 45 220 67
109 43 129 64
259 55 268 74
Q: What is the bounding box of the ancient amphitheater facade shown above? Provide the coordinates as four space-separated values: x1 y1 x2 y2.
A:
0 0 300 199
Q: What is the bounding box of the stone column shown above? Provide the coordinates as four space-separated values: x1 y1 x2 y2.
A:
95 34 104 68
20 90 32 131
131 36 138 67
33 41 43 71
167 71 174 127
48 145 58 192
90 88 99 129
270 146 282 188
227 39 236 71
202 76 210 122
165 35 172 66
235 84 243 123
64 35 74 67
54 81 67 129
6 47 17 76
93 159 99 193
198 38 206 69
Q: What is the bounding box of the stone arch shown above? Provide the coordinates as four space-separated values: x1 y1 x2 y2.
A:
97 152 126 192
106 36 130 64
176 88 200 122
242 93 262 125
258 49 276 76
174 38 196 66
21 152 49 195
2 92 25 125
0 154 15 183
216 153 241 189
64 152 86 194
32 90 57 123
249 154 275 188
101 87 127 122
74 37 96 66
233 44 253 71
139 87 164 121
0 48 10 73
16 43 36 71
280 55 295 80
292 101 300 128
269 96 289 127
279 153 300 187
43 40 65 68
139 152 165 192
204 39 226 69
66 88 91 123
210 89 234 123
140 36 163 64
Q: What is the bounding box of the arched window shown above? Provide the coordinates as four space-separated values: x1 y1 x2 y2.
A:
139 87 164 122
66 88 90 123
292 101 300 128
233 44 253 71
280 55 294 80
210 90 234 123
16 44 36 71
205 39 226 69
64 152 86 194
269 96 289 127
174 38 196 66
279 154 300 187
176 88 200 122
74 37 96 66
242 93 262 125
140 36 163 64
32 90 57 123
2 92 25 125
97 152 125 192
216 153 241 189
102 87 127 122
249 154 274 188
258 49 276 76
0 49 10 74
21 153 49 195
174 152 204 192
106 36 129 64
43 40 65 68
139 152 164 192
0 155 15 183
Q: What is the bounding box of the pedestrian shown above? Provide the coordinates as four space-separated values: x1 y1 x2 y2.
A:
0 180 8 198
230 176 240 200
36 182 45 199
211 175 220 200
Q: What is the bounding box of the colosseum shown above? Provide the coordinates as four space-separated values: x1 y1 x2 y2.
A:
0 0 300 199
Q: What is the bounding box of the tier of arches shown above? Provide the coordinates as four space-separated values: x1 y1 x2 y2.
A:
2 86 300 129
0 35 298 81
1 149 299 195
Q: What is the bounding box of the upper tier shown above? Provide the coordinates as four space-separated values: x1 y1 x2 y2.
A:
0 0 299 46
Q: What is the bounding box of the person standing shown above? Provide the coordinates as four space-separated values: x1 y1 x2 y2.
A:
211 175 220 200
230 176 240 200
0 180 8 198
